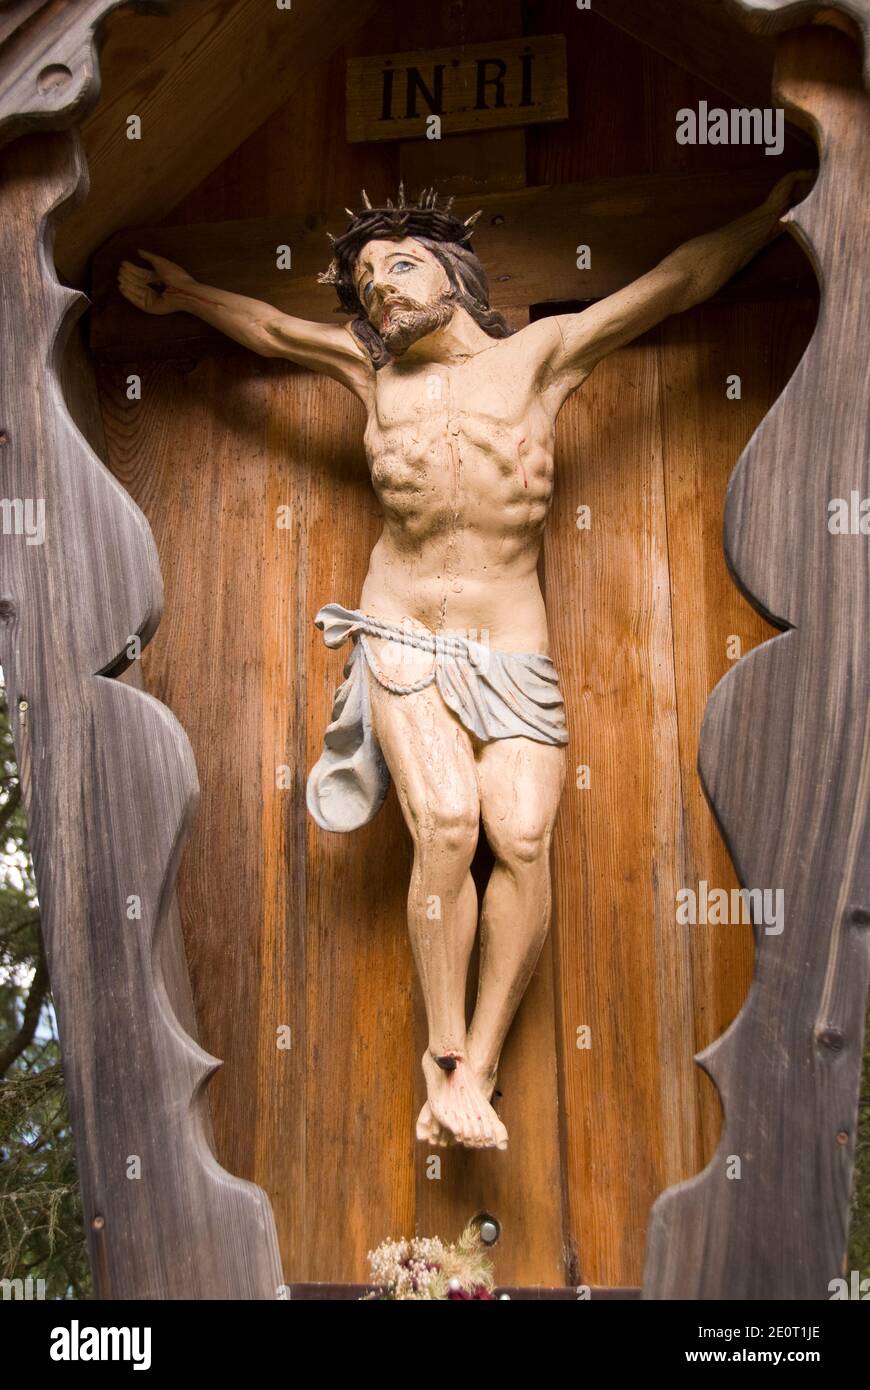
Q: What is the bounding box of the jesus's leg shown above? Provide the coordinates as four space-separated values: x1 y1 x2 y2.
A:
466 737 567 1100
366 645 508 1150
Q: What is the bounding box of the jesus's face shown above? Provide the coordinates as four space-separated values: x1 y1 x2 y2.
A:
354 237 456 355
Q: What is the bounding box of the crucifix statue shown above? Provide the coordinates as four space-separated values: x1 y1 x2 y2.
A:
119 169 805 1152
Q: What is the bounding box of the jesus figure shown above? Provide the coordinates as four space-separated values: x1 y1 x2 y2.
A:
119 170 806 1152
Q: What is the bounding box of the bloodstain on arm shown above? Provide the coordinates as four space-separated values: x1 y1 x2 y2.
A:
151 281 226 311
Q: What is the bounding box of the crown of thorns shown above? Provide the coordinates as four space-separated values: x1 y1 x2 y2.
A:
318 183 483 316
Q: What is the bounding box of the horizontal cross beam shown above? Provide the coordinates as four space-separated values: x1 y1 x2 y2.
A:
90 167 813 361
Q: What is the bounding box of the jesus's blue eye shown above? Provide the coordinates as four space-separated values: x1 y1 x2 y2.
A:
391 260 413 273
363 280 374 302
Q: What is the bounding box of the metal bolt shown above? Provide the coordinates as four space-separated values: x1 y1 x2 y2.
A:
18 699 28 712
836 1131 849 1146
479 1217 500 1246
91 1214 105 1230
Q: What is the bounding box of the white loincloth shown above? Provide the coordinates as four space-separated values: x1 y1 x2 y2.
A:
306 602 569 833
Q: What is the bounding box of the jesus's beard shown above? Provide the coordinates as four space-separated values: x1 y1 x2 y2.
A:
379 292 457 356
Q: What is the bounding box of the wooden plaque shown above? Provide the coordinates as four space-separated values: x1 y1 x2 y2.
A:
346 34 568 143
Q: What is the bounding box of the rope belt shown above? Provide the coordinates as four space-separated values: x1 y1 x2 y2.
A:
353 614 488 697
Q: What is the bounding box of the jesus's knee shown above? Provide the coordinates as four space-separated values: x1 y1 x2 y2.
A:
488 820 552 872
411 799 479 868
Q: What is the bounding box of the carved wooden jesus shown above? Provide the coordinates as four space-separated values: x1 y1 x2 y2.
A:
119 172 805 1152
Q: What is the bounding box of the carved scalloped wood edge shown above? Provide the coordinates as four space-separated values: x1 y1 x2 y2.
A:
0 0 167 147
643 10 870 1299
727 0 870 82
0 8 283 1298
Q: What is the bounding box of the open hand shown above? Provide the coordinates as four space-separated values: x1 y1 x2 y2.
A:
118 249 196 315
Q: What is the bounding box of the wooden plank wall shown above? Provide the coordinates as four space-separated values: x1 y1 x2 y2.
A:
92 1 816 1286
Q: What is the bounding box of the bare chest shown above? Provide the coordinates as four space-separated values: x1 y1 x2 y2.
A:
363 358 554 513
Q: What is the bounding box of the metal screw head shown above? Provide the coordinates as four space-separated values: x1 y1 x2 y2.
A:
18 699 28 712
479 1217 500 1246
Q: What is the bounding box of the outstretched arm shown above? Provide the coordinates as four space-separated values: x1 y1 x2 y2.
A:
531 169 812 409
118 251 374 404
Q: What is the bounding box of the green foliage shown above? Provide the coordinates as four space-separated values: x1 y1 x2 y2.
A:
849 995 870 1282
0 681 91 1299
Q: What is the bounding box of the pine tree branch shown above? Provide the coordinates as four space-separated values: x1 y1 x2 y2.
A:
3 915 42 937
0 951 48 1077
0 782 21 837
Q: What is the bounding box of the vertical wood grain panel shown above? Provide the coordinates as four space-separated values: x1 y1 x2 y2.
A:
656 295 816 1161
96 354 270 1187
543 302 815 1288
545 341 692 1285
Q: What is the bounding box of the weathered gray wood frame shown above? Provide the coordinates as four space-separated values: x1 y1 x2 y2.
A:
0 0 284 1301
0 0 867 1300
643 0 870 1299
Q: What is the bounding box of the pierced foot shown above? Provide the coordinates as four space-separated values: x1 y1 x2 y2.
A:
418 1052 508 1151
